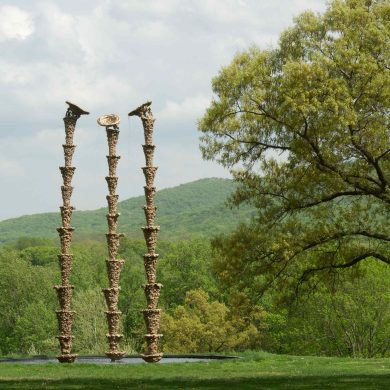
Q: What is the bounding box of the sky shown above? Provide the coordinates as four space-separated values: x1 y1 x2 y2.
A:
0 0 327 220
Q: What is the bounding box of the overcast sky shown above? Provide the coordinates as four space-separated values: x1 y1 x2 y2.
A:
0 0 327 220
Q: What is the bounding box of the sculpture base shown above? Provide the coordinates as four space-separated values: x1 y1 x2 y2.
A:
105 351 125 362
141 353 163 363
57 354 78 363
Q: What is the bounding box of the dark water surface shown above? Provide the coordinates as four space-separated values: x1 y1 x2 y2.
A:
0 355 239 365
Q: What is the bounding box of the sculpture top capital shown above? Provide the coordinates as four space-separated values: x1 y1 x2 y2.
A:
65 101 89 119
128 101 153 119
97 114 120 127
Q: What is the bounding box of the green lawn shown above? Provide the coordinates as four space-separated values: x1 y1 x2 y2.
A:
0 352 389 389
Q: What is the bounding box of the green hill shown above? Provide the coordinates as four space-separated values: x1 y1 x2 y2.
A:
0 178 254 243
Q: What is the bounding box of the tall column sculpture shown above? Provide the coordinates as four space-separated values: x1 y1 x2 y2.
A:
97 114 125 362
129 101 163 363
55 101 89 363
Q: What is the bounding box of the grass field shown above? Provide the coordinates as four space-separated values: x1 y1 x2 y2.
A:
0 352 389 389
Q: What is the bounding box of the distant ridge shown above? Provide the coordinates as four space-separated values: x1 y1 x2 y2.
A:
0 178 254 243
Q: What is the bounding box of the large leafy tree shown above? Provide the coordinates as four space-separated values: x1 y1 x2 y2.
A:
162 289 263 353
199 0 389 297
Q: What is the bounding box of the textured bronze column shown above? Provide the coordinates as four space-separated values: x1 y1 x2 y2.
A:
98 114 125 362
55 101 89 363
129 102 163 363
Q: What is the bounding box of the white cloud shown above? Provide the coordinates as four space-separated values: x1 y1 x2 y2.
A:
134 21 173 40
295 0 326 12
0 60 33 85
159 95 211 122
156 140 231 189
116 0 180 16
0 157 23 177
194 0 256 24
0 0 329 220
35 128 63 149
0 5 34 42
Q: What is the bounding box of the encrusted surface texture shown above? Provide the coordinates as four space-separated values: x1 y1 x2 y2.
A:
55 101 88 363
99 116 125 361
129 101 163 363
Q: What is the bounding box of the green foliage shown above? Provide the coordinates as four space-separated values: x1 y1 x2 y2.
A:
162 289 263 353
19 246 58 266
0 236 389 358
115 239 222 351
0 248 57 355
72 288 107 355
13 301 57 355
0 238 229 357
71 241 107 290
283 259 390 358
0 178 254 244
12 237 55 250
159 240 218 308
199 0 390 295
116 239 150 351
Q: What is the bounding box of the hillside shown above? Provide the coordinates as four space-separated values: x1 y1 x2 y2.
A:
0 178 254 243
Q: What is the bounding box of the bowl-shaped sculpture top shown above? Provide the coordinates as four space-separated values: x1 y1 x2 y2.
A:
97 114 120 127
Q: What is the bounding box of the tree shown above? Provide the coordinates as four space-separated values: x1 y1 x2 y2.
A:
19 245 58 266
72 288 107 354
282 259 390 357
13 301 57 355
0 248 57 354
162 289 264 353
199 0 390 297
159 240 218 308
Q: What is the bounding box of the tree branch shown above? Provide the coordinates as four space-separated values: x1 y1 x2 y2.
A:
348 125 388 189
299 252 390 284
286 190 366 210
223 132 290 151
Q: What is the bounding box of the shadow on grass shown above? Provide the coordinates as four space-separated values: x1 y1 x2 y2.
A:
1 374 390 389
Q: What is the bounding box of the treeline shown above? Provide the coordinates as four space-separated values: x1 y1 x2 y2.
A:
0 236 389 358
0 178 254 244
